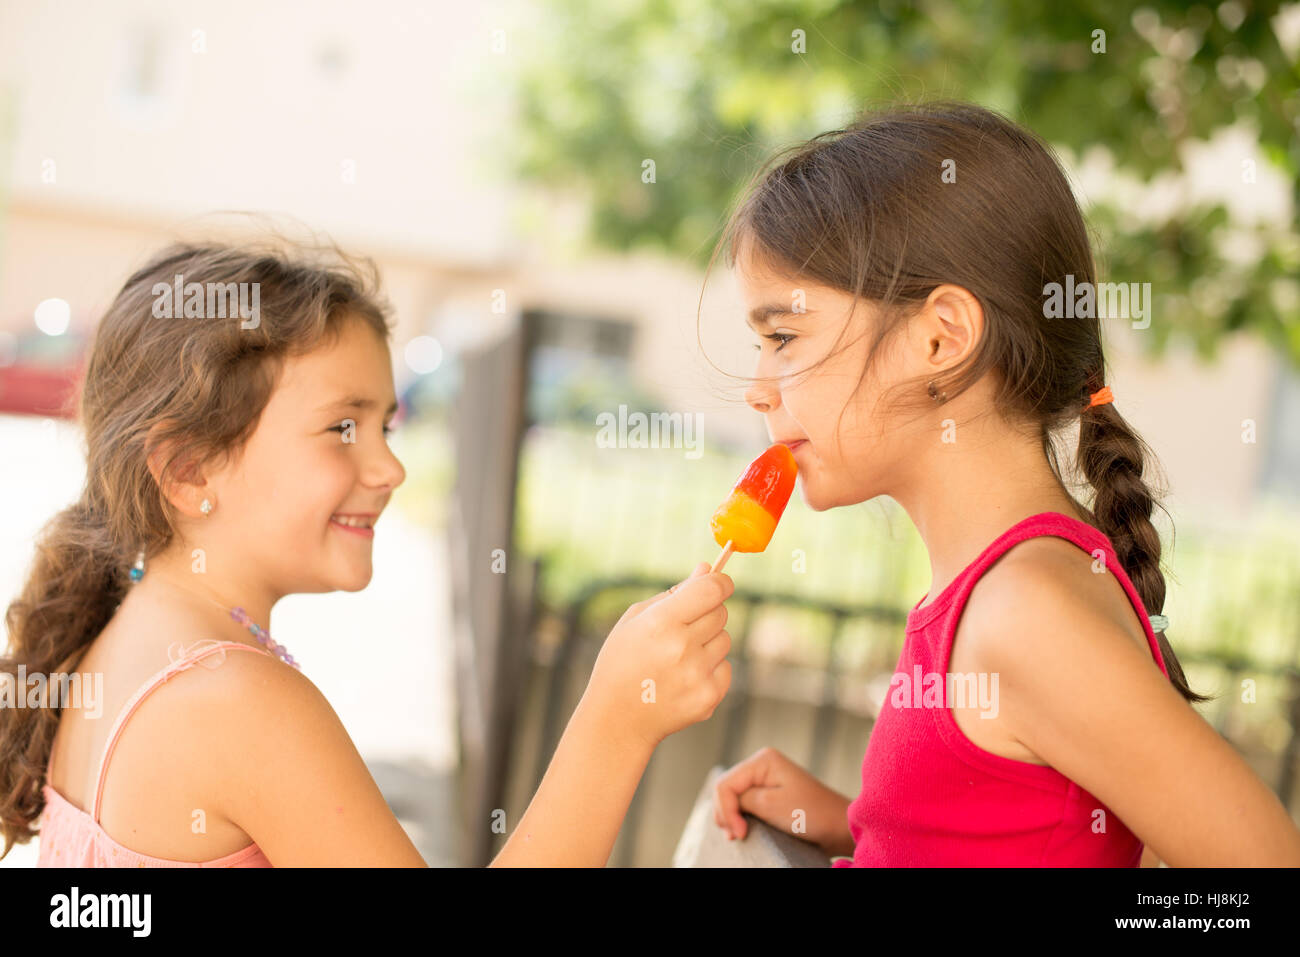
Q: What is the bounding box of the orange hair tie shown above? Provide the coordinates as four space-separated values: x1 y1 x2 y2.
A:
1085 386 1113 409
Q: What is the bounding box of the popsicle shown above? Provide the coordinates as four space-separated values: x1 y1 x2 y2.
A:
709 443 799 573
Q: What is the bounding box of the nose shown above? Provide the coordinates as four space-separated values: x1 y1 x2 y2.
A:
365 438 406 492
745 373 781 415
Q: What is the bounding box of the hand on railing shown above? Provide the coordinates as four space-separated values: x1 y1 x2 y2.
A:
712 746 856 859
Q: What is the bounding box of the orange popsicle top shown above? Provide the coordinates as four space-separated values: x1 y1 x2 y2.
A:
710 443 799 553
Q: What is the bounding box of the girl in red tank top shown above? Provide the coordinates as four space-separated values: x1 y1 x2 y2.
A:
710 102 1300 866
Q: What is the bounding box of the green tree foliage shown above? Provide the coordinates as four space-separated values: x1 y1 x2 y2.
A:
510 0 1300 365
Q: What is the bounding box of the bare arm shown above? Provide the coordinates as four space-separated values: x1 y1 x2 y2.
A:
492 566 733 866
984 562 1300 866
489 695 656 867
200 653 427 866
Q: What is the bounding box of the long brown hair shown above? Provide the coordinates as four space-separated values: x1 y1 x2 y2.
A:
1 237 393 856
704 100 1209 705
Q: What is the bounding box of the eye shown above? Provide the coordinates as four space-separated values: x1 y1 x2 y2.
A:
759 332 795 352
327 421 397 437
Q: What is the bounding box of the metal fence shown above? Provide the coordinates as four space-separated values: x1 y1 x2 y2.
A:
500 570 1300 866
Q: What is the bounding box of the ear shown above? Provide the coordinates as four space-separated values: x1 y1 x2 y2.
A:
918 284 983 372
144 423 211 520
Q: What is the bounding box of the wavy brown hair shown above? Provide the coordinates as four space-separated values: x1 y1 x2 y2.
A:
704 100 1209 705
1 237 393 856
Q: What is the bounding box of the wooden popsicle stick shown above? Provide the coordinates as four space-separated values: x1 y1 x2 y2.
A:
711 540 735 574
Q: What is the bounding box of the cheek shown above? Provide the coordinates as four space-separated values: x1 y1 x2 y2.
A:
234 439 355 531
301 446 359 514
794 369 880 498
787 365 858 446
219 441 283 524
778 369 822 426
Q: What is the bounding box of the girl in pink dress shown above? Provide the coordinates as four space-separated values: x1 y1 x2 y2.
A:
2 237 731 867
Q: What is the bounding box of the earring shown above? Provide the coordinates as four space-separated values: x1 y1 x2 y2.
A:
200 498 212 516
927 380 947 403
129 550 145 583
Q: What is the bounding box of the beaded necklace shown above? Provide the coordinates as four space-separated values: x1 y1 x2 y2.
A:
130 551 302 670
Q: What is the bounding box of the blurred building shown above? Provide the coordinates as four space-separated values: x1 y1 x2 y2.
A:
0 0 1295 517
2 0 1298 870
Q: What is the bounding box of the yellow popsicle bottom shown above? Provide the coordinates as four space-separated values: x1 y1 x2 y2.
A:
710 490 777 553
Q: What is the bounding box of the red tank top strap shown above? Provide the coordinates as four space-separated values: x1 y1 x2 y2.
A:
91 640 274 823
906 510 1169 678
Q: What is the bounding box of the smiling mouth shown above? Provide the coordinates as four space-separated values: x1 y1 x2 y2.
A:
330 513 377 537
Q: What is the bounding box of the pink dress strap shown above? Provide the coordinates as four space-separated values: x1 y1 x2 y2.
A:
90 640 273 823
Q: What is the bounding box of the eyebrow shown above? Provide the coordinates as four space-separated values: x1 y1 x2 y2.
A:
317 395 400 415
747 304 811 330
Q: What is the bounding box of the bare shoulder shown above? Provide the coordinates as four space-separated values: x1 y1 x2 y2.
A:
171 647 425 865
963 535 1151 660
170 647 348 794
947 534 1164 763
147 646 329 788
86 642 334 857
163 644 320 717
958 539 1300 865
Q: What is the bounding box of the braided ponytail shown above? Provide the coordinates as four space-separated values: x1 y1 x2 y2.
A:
1076 375 1212 705
706 101 1212 706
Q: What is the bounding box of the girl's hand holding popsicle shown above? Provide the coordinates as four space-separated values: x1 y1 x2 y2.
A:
584 442 797 748
583 561 735 751
495 560 733 867
493 445 796 866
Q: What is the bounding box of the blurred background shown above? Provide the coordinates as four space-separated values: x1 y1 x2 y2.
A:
1 0 1298 866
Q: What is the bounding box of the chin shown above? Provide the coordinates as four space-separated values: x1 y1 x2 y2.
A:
800 476 876 512
338 570 374 591
798 484 835 513
321 564 374 592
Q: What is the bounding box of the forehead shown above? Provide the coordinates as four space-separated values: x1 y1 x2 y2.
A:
274 316 393 399
733 233 797 292
734 234 834 329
